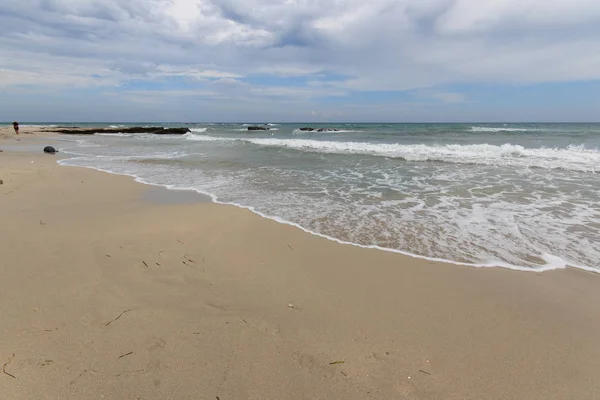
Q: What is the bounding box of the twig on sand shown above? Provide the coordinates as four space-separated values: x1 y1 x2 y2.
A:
118 351 134 359
241 318 248 324
177 240 185 245
104 309 132 326
340 371 348 377
329 361 345 365
3 353 16 379
419 369 431 375
287 244 294 251
142 261 148 268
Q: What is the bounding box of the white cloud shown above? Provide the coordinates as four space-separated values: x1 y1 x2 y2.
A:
1 0 599 119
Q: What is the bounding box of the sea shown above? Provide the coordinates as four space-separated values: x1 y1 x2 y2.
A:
32 122 600 273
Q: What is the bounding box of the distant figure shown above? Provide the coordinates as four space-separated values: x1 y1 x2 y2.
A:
12 121 19 135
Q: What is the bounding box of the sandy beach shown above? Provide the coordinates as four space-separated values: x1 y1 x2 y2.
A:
1 128 599 399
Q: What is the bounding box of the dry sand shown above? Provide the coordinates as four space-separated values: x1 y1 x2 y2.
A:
1 130 599 399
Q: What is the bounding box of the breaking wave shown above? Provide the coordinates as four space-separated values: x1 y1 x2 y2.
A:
244 139 599 172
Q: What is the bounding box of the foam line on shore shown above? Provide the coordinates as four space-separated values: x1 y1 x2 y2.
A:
56 148 597 274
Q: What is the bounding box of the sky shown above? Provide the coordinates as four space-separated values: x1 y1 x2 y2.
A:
1 0 600 122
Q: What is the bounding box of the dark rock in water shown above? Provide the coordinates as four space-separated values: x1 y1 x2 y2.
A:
151 127 191 135
247 126 269 131
299 127 315 131
44 146 57 154
50 126 190 135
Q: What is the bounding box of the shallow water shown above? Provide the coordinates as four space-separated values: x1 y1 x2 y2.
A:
51 122 600 272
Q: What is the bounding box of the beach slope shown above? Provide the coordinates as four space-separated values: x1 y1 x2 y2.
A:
1 147 599 399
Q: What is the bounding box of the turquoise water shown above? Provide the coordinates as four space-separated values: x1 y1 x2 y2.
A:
51 123 600 272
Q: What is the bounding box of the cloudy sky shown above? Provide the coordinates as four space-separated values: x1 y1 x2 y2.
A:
1 0 600 122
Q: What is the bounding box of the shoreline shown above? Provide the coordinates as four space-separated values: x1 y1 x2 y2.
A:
1 134 600 399
58 138 595 275
59 161 594 273
4 125 598 273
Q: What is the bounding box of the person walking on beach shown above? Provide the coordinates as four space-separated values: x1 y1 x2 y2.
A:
12 121 19 135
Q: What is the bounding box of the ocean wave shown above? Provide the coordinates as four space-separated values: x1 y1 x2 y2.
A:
184 134 234 142
97 132 139 137
470 126 538 133
245 139 600 172
62 138 600 273
190 127 208 133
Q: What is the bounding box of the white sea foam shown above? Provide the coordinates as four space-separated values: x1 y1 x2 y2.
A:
245 139 600 172
184 134 234 142
108 125 126 128
190 127 208 133
470 126 538 132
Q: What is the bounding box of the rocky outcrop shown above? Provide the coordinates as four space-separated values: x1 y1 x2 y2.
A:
50 127 191 135
247 126 269 131
299 127 340 132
